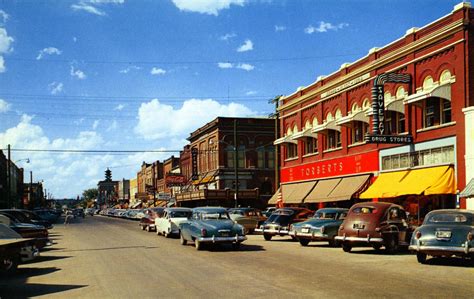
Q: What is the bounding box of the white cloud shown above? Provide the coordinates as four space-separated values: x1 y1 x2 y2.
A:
172 0 245 16
48 82 64 95
0 99 11 113
0 56 5 73
237 39 253 52
70 66 86 79
151 67 166 75
0 28 14 72
237 63 254 71
119 65 141 74
106 120 118 132
305 21 349 34
92 120 100 130
0 10 9 24
220 33 236 41
134 98 256 140
218 62 233 69
114 104 125 110
245 90 257 96
275 25 286 32
36 47 62 60
71 0 125 16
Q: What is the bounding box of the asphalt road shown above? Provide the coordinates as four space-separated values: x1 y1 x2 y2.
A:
1 215 473 298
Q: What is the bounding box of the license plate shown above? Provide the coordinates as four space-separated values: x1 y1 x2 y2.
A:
436 231 451 238
302 228 310 233
353 223 365 229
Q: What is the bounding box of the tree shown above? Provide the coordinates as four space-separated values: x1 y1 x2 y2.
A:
82 188 98 201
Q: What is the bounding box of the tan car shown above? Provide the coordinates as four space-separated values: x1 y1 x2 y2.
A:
228 208 267 234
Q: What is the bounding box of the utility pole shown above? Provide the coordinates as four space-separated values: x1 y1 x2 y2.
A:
29 170 33 208
269 96 282 192
6 144 11 208
233 119 239 208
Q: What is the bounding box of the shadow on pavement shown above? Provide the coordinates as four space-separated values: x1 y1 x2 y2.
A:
23 255 72 264
57 245 160 253
424 257 474 268
40 247 66 252
348 248 413 256
0 283 86 298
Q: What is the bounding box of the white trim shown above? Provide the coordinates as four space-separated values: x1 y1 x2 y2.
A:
312 120 341 134
336 110 370 127
292 128 318 140
274 135 298 145
405 82 452 105
416 121 456 133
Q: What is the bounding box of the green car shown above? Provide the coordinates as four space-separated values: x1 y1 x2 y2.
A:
409 209 474 264
179 207 247 250
289 208 348 247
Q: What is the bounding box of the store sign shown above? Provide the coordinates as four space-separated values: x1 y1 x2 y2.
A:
367 72 412 144
321 73 371 99
165 175 186 186
280 151 379 183
191 148 198 180
157 193 171 200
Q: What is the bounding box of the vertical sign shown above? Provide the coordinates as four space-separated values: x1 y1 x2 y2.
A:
371 85 385 135
191 148 198 180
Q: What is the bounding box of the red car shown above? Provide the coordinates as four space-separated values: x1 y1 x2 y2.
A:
139 208 164 232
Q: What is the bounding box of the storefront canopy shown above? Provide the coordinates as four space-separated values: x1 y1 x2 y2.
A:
325 175 370 202
360 165 455 199
304 178 341 203
460 178 474 198
268 188 281 204
282 181 315 204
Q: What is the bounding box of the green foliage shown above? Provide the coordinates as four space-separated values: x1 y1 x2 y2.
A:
82 188 98 201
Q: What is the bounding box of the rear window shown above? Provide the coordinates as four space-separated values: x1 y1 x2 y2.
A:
426 213 468 224
274 209 294 216
314 212 337 220
170 211 191 218
352 207 377 214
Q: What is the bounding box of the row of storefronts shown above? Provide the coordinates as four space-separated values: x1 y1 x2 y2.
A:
270 2 474 222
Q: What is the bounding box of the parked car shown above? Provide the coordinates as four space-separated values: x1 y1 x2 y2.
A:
155 208 192 237
335 202 413 253
139 208 165 232
262 207 277 218
0 209 53 229
179 207 246 250
33 209 61 223
409 209 474 264
0 214 50 250
289 208 349 246
73 208 85 218
228 207 267 234
0 223 39 263
256 207 314 241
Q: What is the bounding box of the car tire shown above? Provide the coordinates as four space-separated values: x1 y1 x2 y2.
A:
263 234 272 241
146 225 150 232
164 230 170 238
195 239 202 250
232 242 241 250
299 239 310 246
1 256 19 274
180 233 187 246
416 252 427 264
141 225 145 231
384 236 399 254
372 244 382 251
342 243 352 253
328 237 340 247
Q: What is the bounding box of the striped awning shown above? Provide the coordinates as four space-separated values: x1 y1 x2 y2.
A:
460 178 474 198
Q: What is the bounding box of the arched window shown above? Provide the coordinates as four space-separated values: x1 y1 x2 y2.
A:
351 103 360 114
312 117 319 127
423 76 434 90
362 98 370 110
335 108 342 120
439 70 452 84
305 120 312 130
286 127 293 136
293 124 299 134
326 112 334 122
396 86 406 99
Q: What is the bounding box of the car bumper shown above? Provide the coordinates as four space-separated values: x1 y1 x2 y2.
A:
255 228 289 235
20 246 40 262
196 235 247 243
335 235 384 243
289 231 329 240
409 243 474 254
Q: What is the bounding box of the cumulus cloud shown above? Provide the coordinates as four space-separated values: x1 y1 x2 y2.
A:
0 28 14 72
71 0 125 16
217 62 254 71
150 67 166 75
92 120 100 130
48 82 64 95
119 65 141 74
0 10 9 24
114 104 125 110
220 33 236 41
275 25 286 32
36 47 61 60
172 0 245 16
70 66 86 79
237 39 253 52
134 98 256 140
305 21 349 34
0 99 11 113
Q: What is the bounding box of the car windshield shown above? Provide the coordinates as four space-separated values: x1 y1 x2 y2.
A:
201 212 230 220
352 207 377 214
314 212 337 219
426 213 470 224
274 209 294 216
170 211 191 218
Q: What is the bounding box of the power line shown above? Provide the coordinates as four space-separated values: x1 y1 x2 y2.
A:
4 149 182 154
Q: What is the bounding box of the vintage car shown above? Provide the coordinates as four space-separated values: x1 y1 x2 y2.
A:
255 207 314 241
0 223 39 264
262 207 277 218
139 207 164 232
155 207 192 237
409 209 474 264
0 209 53 229
335 202 413 253
179 207 246 250
0 214 50 250
228 207 267 234
289 208 349 246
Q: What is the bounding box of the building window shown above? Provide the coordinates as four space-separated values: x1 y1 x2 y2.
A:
304 137 318 155
257 146 275 168
423 98 451 128
226 145 234 168
326 130 341 150
351 121 368 144
238 145 245 168
267 147 275 168
381 146 454 171
285 143 298 159
384 111 405 134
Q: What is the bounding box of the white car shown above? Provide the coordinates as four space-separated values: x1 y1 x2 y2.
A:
155 208 192 237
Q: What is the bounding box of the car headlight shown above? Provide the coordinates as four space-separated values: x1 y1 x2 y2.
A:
320 226 325 234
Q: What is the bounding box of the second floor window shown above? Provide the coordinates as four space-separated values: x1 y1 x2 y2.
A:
384 111 405 134
424 97 451 128
326 130 341 150
304 137 318 155
351 121 369 144
285 143 298 159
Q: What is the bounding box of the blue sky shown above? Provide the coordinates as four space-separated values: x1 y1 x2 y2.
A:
0 0 462 198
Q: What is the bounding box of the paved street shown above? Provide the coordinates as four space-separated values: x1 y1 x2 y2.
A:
1 215 473 298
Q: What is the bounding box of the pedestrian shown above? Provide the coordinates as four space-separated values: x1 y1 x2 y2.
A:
64 210 73 225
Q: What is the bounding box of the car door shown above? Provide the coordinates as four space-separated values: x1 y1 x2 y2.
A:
386 207 409 244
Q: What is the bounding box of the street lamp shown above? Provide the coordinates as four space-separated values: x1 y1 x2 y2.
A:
15 158 30 164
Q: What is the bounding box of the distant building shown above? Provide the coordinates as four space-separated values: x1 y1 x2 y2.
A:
0 150 24 209
97 168 118 207
117 178 130 203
